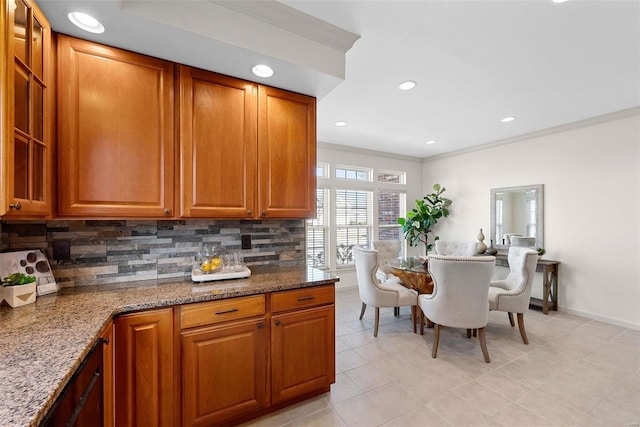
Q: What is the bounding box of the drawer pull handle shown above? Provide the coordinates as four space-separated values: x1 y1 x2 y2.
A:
215 308 239 315
297 296 315 302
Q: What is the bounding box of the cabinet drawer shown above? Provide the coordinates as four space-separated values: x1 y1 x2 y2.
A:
271 285 334 313
181 295 265 329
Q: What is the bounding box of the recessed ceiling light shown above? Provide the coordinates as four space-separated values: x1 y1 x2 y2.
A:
501 116 516 123
251 64 274 78
426 140 436 145
67 11 105 34
398 81 417 91
334 121 347 127
551 0 569 3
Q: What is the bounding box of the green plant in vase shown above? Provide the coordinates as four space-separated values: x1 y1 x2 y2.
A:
397 183 452 255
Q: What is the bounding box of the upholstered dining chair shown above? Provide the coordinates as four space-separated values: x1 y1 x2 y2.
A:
353 246 418 337
418 255 496 363
435 240 478 256
488 246 538 344
372 240 402 284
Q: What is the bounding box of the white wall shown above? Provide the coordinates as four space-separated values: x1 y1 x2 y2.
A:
423 111 640 329
317 143 424 289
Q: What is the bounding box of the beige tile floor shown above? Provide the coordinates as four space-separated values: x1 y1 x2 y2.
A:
244 286 640 427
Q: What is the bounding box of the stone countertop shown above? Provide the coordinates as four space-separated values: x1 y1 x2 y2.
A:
0 266 338 427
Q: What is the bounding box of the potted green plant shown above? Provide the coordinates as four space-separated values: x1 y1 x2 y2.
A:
2 272 37 308
397 183 452 255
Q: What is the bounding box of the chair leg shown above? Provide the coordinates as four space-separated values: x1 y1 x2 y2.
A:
411 306 417 333
394 307 400 317
473 328 477 337
478 327 491 363
420 309 425 335
508 312 515 327
374 307 380 337
467 329 471 339
517 312 529 344
432 324 441 358
359 302 366 320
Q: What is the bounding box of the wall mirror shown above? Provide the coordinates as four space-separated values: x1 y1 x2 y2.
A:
490 184 544 251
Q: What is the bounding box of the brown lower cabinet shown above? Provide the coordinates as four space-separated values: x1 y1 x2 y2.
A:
101 322 114 427
271 304 335 404
114 285 335 426
114 307 175 427
181 317 267 426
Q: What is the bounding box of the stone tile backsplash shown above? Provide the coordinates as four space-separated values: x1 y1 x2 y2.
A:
0 219 305 287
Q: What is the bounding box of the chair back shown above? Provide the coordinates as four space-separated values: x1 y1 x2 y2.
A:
427 255 496 329
435 240 477 256
505 246 539 303
354 246 402 307
372 240 401 274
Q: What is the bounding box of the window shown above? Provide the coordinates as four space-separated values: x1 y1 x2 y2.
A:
378 190 406 256
306 188 329 267
377 170 406 184
316 162 329 179
335 166 371 182
335 189 373 266
305 163 409 271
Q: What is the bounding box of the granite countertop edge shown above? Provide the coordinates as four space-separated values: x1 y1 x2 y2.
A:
0 266 338 427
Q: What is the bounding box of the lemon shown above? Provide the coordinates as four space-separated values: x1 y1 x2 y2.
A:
200 261 212 272
211 258 221 267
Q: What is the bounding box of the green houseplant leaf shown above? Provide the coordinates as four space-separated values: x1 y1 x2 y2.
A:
397 183 452 254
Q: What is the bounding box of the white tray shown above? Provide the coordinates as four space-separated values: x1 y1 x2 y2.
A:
191 266 251 283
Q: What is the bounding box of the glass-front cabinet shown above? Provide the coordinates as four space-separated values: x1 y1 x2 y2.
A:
1 0 51 217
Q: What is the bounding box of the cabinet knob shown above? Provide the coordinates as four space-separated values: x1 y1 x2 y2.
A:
163 208 171 216
274 320 280 326
257 322 264 329
102 337 110 345
261 211 266 217
9 202 22 211
247 210 252 215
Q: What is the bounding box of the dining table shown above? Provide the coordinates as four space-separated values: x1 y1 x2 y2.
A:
389 265 433 295
389 264 434 330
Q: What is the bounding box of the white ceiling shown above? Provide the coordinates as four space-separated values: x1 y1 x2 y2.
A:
38 0 640 159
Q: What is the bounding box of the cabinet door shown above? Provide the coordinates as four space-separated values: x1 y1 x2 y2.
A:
1 0 52 217
271 304 335 404
115 308 174 427
57 35 174 217
179 66 257 218
101 321 114 427
258 86 316 219
181 318 267 426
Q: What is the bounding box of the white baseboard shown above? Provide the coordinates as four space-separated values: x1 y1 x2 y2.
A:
561 306 640 331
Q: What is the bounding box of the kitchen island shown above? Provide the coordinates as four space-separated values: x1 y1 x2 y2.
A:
0 266 338 427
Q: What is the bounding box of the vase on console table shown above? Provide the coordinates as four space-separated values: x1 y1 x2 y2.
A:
476 228 487 254
485 239 498 255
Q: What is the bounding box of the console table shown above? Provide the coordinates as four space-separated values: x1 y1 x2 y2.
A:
495 254 560 315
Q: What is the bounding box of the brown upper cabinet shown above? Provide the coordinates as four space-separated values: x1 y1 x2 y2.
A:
1 0 52 217
56 35 175 217
258 86 316 219
178 66 257 218
179 66 316 219
54 35 316 219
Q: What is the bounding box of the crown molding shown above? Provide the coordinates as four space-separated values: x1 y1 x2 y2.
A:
423 107 640 163
318 141 424 163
